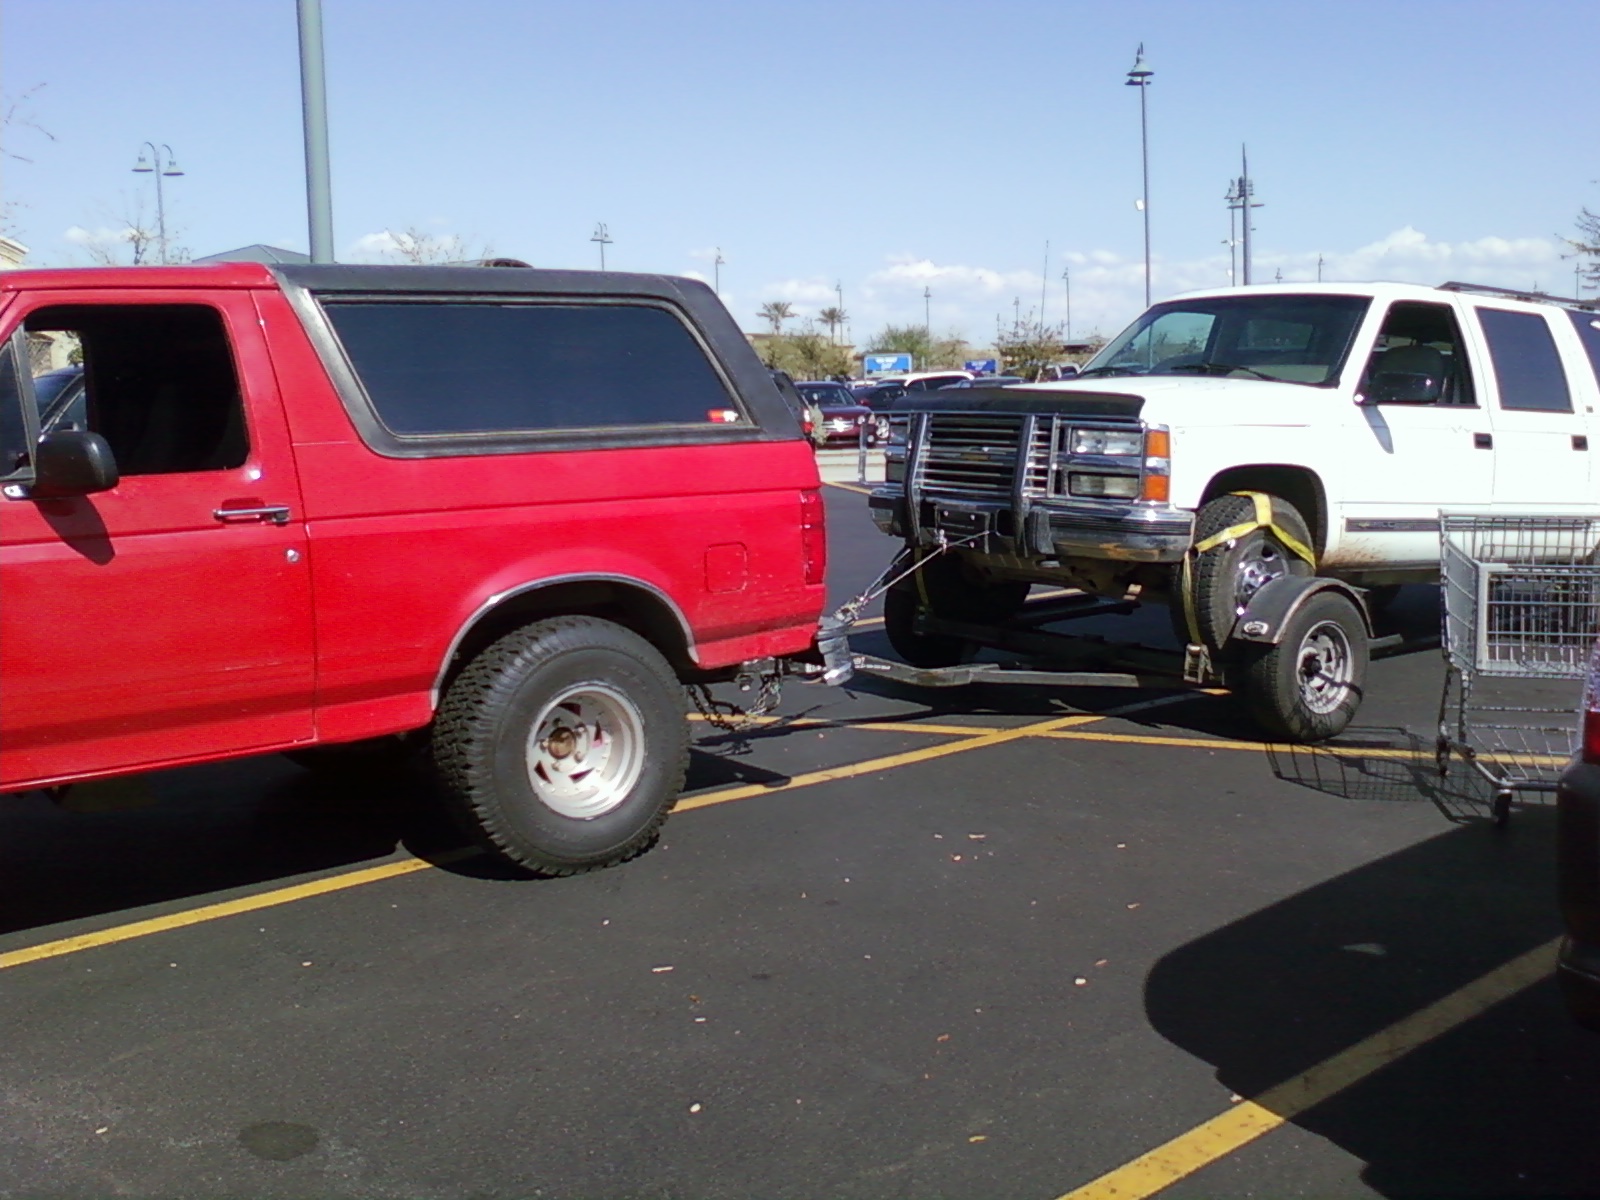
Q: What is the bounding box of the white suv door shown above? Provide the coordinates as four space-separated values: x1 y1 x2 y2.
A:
1339 299 1494 568
1472 304 1593 515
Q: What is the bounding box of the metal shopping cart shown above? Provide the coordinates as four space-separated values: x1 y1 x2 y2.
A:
1437 512 1600 825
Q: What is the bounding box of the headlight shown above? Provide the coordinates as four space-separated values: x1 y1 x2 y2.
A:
886 415 910 450
1068 427 1143 456
1068 472 1141 499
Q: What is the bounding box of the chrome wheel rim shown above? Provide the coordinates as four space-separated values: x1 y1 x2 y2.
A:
525 682 645 819
1296 620 1354 715
1233 534 1291 614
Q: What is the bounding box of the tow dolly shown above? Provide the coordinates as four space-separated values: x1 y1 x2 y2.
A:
710 534 1415 744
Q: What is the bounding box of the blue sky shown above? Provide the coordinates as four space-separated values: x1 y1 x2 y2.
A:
3 0 1596 344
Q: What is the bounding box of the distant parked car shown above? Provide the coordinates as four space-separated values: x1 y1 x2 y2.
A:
796 380 882 445
856 382 906 411
1558 638 1600 1031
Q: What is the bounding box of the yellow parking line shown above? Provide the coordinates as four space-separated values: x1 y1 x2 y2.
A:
1038 728 1570 767
1 713 1102 971
0 858 437 973
690 712 1021 738
676 712 1104 812
1058 937 1560 1199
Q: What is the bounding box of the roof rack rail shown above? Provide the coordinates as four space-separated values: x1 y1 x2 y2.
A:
1439 280 1598 311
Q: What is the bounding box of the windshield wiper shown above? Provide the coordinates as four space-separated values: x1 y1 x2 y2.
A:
1163 361 1282 382
1075 365 1142 378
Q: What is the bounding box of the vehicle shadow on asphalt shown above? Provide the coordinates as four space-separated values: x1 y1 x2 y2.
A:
0 754 508 939
1143 807 1600 1196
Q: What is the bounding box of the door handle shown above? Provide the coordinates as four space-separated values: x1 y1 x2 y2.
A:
1473 432 1492 450
214 504 292 525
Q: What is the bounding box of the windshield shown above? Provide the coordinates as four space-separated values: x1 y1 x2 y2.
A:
1081 294 1371 386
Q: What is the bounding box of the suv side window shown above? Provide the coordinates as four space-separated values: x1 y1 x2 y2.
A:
322 300 741 436
1565 309 1600 391
1363 301 1476 406
1476 307 1573 413
23 305 249 474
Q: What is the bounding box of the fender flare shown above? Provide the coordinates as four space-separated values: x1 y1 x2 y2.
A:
1228 575 1372 646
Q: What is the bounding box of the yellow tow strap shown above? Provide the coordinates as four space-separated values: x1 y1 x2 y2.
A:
1180 491 1317 645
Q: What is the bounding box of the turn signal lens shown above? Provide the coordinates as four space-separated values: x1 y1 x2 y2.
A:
1141 474 1171 502
1145 429 1170 458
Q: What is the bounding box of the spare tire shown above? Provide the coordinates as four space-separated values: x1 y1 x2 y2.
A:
1187 493 1315 649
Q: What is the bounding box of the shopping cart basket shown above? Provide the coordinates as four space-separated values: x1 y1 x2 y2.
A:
1438 511 1600 825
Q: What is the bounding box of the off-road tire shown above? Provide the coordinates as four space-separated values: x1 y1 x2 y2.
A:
1237 590 1368 742
1189 494 1316 649
883 551 1030 669
431 616 688 875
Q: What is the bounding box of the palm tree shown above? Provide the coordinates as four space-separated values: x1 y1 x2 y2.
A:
818 306 847 345
758 301 795 336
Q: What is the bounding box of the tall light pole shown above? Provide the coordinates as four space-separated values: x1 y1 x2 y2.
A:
714 247 724 296
1126 44 1153 307
1235 146 1263 285
1040 240 1050 325
1061 265 1072 342
297 0 335 262
131 143 183 264
1224 178 1241 285
923 285 932 338
591 223 612 270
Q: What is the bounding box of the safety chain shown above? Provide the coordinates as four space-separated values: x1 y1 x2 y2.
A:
829 529 981 627
688 671 784 734
688 530 985 729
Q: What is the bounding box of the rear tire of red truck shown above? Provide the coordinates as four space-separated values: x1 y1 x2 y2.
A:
431 616 690 875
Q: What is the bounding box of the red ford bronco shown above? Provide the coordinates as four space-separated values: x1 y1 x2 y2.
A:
0 264 827 873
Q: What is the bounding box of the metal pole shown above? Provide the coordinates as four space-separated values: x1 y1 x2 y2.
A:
298 0 335 262
1139 87 1150 306
1225 179 1239 285
1240 151 1252 286
1126 46 1154 307
152 151 168 263
924 286 931 336
1062 265 1071 342
714 247 723 295
1040 240 1049 325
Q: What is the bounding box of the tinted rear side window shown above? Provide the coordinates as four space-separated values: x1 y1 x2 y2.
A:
323 301 738 435
1476 307 1572 413
1566 309 1600 391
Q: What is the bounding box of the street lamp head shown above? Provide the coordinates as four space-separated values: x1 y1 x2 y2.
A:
132 153 153 173
162 159 184 178
1126 44 1153 86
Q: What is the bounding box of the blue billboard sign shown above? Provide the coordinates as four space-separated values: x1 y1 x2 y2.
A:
864 352 913 376
964 358 999 375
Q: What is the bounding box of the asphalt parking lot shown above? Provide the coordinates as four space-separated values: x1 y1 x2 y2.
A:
4 483 1598 1199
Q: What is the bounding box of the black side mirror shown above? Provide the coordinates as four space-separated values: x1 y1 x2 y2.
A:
30 429 119 498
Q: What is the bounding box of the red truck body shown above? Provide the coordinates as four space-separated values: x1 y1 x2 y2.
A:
0 264 823 870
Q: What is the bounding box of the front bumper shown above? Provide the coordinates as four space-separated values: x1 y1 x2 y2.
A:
869 488 1194 563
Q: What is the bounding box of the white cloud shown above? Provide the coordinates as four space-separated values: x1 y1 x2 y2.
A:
802 229 1569 347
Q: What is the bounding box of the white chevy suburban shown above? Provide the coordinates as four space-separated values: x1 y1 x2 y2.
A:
869 281 1600 739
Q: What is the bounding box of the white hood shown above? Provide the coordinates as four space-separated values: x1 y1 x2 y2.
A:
1012 377 1328 429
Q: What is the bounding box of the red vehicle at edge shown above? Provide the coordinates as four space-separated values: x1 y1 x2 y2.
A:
0 263 826 874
